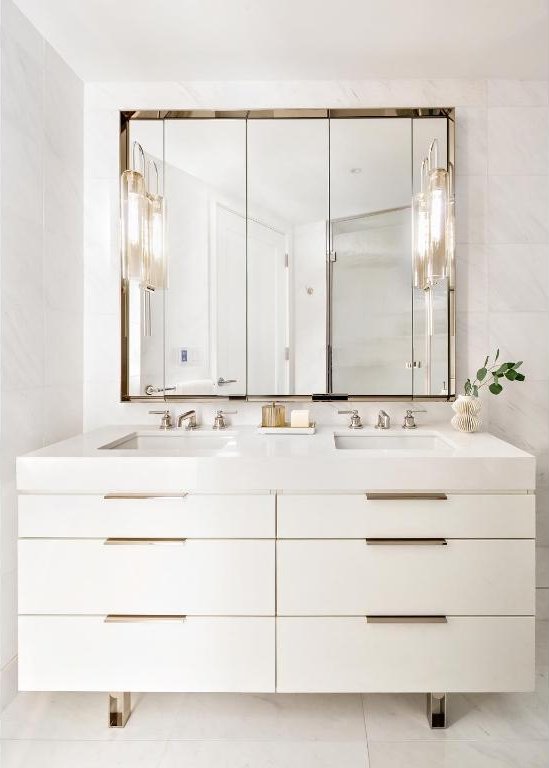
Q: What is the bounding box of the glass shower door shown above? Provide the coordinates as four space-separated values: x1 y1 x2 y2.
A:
330 206 413 395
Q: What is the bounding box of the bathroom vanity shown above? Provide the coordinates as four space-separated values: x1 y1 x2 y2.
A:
17 425 535 728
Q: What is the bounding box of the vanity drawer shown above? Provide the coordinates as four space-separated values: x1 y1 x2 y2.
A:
277 616 534 693
19 493 275 538
19 539 274 615
19 615 275 692
277 539 535 615
277 493 534 538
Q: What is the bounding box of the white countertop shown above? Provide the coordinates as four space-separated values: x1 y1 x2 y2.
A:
17 424 535 492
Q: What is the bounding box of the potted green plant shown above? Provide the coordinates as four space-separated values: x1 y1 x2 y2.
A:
452 350 526 432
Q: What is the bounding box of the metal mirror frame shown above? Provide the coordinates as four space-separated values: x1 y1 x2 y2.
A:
120 108 455 403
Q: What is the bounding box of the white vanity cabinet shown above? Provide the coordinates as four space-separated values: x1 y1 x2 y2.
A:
276 492 535 693
18 492 276 693
16 429 536 728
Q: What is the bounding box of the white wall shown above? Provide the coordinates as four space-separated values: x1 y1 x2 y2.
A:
83 78 549 618
0 0 83 706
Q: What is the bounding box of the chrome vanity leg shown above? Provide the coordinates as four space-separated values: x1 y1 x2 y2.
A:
426 692 447 728
108 692 131 727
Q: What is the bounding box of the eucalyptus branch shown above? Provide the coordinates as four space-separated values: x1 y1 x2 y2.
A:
464 348 525 397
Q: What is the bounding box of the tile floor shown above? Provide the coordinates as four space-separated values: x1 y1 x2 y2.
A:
0 621 547 768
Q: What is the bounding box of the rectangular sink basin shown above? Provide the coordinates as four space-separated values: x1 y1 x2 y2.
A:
99 431 235 455
334 433 453 451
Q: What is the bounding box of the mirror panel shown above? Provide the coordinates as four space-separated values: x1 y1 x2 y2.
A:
412 117 450 396
246 119 329 396
329 118 412 395
126 120 165 398
164 119 247 396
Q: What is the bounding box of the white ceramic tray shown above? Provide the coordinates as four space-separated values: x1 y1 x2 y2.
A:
257 423 316 435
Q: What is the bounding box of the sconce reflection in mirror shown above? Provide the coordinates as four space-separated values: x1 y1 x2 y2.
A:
411 138 455 395
120 142 166 339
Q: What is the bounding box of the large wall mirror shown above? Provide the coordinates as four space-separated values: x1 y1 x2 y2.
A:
121 108 455 402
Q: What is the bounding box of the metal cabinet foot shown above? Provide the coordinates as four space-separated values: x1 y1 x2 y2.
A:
109 692 131 727
426 692 447 728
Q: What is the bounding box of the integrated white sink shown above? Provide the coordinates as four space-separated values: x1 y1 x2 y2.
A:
333 433 453 451
99 431 236 455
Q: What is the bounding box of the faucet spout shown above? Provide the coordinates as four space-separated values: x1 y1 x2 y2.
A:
177 410 197 429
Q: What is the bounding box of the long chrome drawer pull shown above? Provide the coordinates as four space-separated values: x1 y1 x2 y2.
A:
104 538 186 545
366 615 448 624
365 493 447 501
103 493 188 500
365 538 447 546
105 615 186 623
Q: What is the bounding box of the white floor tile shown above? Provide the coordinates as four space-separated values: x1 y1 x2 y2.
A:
364 682 548 743
364 667 548 742
0 692 177 741
0 692 365 743
166 693 366 741
0 739 166 768
368 740 549 768
157 739 369 768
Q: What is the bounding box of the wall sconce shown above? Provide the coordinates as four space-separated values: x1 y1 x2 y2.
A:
412 138 455 290
121 143 166 339
121 144 166 290
121 141 146 282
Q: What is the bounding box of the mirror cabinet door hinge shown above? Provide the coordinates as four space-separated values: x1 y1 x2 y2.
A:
328 251 337 262
284 346 290 361
284 252 289 268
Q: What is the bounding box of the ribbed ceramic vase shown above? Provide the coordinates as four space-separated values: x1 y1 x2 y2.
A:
451 395 481 433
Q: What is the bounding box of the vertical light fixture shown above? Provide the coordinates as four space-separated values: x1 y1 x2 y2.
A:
426 138 450 286
121 142 146 282
146 160 165 290
412 158 430 289
411 137 455 290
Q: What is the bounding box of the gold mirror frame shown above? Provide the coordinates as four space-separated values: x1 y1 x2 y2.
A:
120 108 455 403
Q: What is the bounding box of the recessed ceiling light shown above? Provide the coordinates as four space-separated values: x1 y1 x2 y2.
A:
350 167 362 174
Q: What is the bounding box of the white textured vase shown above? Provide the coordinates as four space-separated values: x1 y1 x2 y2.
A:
451 395 482 433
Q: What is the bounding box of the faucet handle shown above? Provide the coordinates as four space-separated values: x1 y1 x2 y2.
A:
402 408 426 429
212 409 237 430
149 409 174 430
338 409 363 429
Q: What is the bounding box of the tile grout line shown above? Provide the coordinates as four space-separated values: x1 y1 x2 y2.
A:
361 694 371 766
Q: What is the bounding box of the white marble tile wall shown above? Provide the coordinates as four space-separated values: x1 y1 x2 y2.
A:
83 77 549 612
0 0 83 707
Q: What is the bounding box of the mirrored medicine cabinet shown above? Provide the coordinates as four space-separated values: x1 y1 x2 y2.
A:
120 108 455 402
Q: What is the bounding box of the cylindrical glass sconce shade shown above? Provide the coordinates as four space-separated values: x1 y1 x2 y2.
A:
147 193 165 289
412 191 429 289
427 167 450 285
121 169 146 281
446 194 455 288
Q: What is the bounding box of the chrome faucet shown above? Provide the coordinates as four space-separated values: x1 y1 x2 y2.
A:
402 408 427 429
149 409 174 430
212 409 237 430
338 409 363 429
375 410 391 429
177 410 197 430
